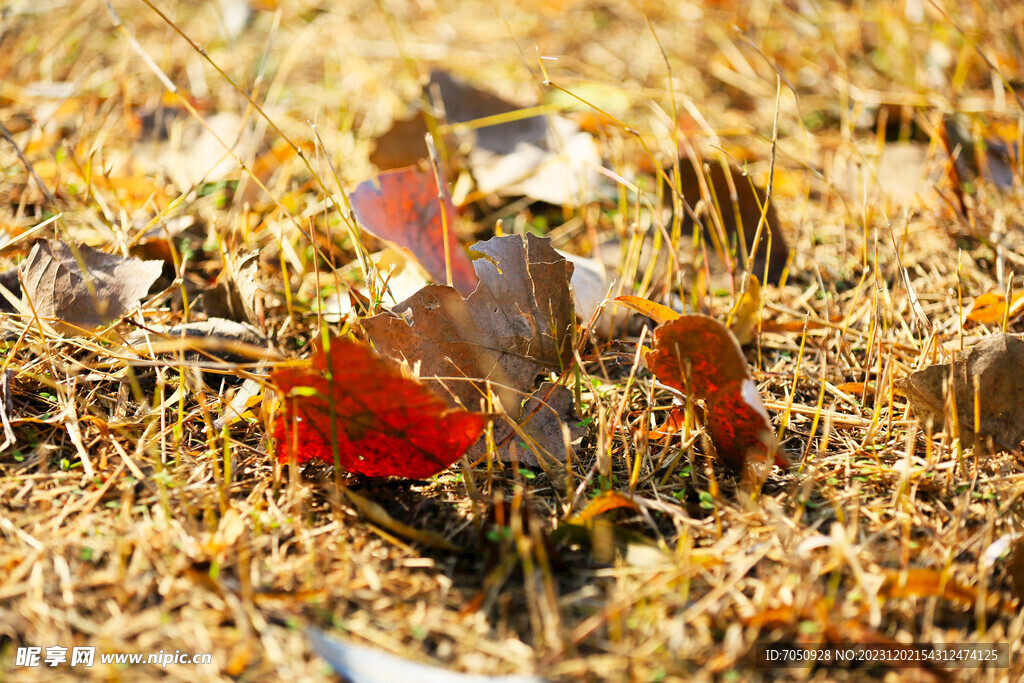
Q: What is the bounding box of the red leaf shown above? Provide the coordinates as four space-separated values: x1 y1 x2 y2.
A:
646 316 786 481
350 167 479 297
271 337 485 478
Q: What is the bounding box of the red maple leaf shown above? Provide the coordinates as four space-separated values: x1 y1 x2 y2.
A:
646 315 787 480
350 166 479 297
271 337 485 478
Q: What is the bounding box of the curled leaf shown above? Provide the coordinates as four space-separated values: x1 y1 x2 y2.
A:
646 315 784 483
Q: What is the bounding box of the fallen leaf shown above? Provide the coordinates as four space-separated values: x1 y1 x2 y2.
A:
728 273 761 346
363 233 576 463
650 407 686 441
896 334 1024 450
880 568 977 607
148 111 258 192
370 69 606 207
559 251 654 339
1009 537 1024 603
484 382 584 467
20 240 163 329
427 70 548 154
215 377 265 430
369 112 430 171
201 250 262 326
470 115 603 206
568 490 639 525
944 114 1019 192
831 141 941 210
758 318 821 334
965 291 1024 325
880 568 1016 615
646 315 784 483
834 382 874 397
237 137 299 207
124 318 267 362
350 166 479 297
612 295 680 325
429 69 605 206
559 250 607 326
130 215 202 264
271 337 485 478
672 158 789 284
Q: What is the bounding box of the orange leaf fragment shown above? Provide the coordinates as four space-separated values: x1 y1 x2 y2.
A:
880 568 1015 615
650 407 686 441
350 167 479 297
568 491 640 525
835 382 873 397
271 337 485 478
646 316 786 482
612 295 680 325
966 291 1024 324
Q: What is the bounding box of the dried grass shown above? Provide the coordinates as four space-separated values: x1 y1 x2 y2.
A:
2 0 1024 681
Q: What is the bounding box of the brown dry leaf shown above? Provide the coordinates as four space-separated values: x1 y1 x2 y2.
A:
427 69 548 156
372 69 545 168
363 233 577 463
201 250 262 326
369 112 430 171
485 381 584 468
944 114 1019 192
21 240 162 329
148 111 257 192
124 318 266 361
374 70 605 206
831 142 941 210
131 215 203 265
896 334 1024 450
559 250 607 327
430 69 604 206
1009 537 1024 603
674 157 789 284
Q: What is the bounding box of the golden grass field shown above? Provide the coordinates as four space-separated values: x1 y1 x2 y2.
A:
2 0 1024 680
